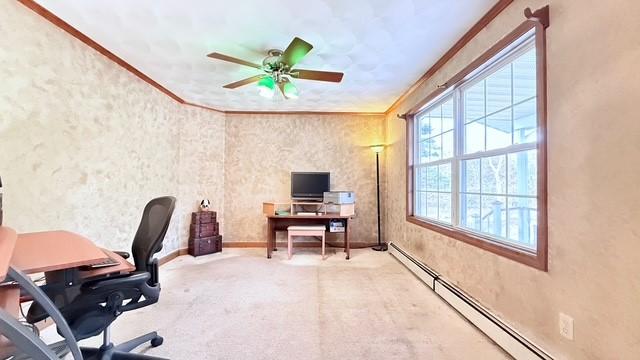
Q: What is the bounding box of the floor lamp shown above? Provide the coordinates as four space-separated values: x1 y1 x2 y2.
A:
370 145 387 251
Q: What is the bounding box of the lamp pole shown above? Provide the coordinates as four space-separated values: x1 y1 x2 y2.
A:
371 146 387 251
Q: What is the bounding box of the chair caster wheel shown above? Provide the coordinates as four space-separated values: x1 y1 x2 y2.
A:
151 336 164 347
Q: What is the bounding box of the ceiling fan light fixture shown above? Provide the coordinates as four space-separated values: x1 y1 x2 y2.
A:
257 76 275 98
283 81 299 99
210 37 343 100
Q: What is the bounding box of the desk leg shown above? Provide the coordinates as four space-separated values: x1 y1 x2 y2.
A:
0 286 21 351
343 220 347 253
0 286 20 318
345 219 350 260
267 218 274 259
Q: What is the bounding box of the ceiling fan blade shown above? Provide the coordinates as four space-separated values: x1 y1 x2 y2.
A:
223 75 264 89
277 81 289 99
291 69 344 83
207 52 263 69
281 37 313 67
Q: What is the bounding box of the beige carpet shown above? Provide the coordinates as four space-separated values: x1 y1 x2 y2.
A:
56 247 511 359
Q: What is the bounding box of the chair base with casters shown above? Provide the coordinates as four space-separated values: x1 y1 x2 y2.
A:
78 325 167 360
287 225 327 260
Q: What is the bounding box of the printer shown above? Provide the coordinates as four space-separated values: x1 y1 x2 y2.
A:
329 219 345 233
323 191 355 204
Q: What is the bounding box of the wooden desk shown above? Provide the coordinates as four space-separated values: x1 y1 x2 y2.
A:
79 248 135 278
1 230 134 317
0 226 135 358
11 231 109 273
0 227 19 332
267 215 352 260
0 228 135 355
0 227 17 282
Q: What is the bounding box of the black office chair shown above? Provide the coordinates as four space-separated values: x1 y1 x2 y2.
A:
27 196 176 359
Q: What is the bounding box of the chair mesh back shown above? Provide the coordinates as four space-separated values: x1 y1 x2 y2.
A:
131 196 176 272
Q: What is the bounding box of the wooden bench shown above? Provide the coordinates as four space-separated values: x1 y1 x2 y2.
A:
287 225 327 260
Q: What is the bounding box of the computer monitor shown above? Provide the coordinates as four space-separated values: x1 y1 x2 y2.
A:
291 172 330 201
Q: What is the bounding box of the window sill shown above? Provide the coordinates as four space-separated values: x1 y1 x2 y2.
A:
406 216 547 271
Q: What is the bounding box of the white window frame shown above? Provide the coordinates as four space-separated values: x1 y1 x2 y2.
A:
412 93 455 226
412 32 538 252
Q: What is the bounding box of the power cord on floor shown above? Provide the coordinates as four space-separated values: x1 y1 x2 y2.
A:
18 303 39 337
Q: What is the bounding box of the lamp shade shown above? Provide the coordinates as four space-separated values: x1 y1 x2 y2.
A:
257 76 275 98
370 144 385 153
283 81 299 99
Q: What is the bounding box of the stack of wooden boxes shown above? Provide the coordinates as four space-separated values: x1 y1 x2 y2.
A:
188 211 222 257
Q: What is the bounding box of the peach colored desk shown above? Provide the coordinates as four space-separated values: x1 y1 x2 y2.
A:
0 227 17 283
12 231 110 273
0 227 19 322
0 228 135 354
0 230 135 318
0 227 18 350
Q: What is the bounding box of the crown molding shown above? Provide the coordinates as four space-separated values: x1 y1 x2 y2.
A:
183 102 225 114
19 0 512 117
17 0 385 116
384 0 514 115
225 111 384 116
17 0 186 105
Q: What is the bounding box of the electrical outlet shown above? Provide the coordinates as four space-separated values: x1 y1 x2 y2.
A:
559 312 574 340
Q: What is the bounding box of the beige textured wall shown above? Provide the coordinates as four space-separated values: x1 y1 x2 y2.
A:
384 0 640 359
177 107 225 253
0 1 225 255
224 113 385 244
5 0 638 357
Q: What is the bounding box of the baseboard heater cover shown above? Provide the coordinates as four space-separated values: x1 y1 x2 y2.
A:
388 242 439 290
389 242 553 360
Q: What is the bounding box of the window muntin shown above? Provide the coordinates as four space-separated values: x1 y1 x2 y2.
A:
412 34 539 251
414 97 454 224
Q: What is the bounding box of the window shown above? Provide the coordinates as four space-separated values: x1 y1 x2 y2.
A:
407 26 547 270
414 97 454 224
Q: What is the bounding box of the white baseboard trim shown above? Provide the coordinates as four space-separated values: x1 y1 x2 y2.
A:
389 242 553 360
388 242 439 290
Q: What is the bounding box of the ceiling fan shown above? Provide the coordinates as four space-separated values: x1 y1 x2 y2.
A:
207 37 344 99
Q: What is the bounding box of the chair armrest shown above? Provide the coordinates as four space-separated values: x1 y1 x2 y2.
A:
80 272 159 312
81 272 149 292
113 251 130 259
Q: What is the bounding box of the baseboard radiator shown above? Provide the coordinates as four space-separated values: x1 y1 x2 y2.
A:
389 243 553 360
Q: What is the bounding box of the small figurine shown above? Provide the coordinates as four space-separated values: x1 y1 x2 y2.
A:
200 199 211 211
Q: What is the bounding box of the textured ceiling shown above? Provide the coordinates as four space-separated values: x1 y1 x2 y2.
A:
34 0 497 112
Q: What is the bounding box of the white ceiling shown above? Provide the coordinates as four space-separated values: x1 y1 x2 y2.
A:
34 0 496 112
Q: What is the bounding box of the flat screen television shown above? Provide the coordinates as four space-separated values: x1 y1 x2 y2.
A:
291 172 330 201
